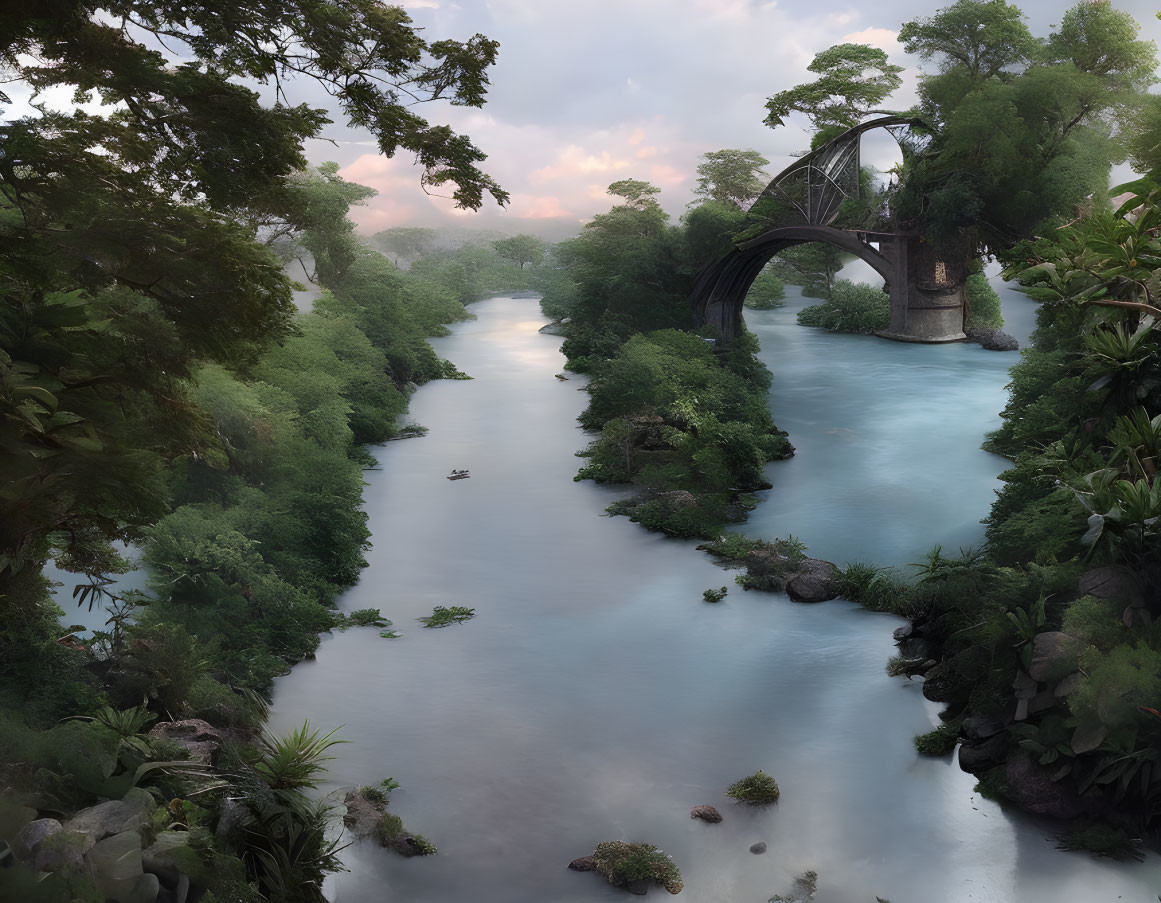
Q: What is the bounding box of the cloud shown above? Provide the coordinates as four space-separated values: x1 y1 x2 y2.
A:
508 193 573 219
840 26 902 55
531 146 632 184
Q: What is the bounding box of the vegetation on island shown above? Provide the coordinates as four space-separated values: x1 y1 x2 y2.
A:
726 770 781 804
590 841 684 895
543 174 793 540
418 606 477 628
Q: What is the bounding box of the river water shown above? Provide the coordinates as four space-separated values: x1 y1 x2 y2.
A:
266 291 1160 902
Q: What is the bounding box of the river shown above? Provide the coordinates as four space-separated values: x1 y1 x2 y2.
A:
267 290 1161 902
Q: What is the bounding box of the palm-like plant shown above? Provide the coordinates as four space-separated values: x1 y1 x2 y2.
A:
254 721 345 796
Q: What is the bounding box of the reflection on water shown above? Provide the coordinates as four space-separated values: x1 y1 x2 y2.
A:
267 296 1160 902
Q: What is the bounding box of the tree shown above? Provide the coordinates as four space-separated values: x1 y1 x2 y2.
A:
372 227 438 266
690 149 770 209
894 0 1156 257
492 235 547 269
899 0 1039 85
607 179 664 212
0 3 505 603
764 43 903 135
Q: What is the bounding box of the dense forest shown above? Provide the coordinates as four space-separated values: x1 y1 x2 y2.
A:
3 0 1161 900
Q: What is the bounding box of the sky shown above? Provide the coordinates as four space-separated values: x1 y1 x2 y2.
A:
291 0 1161 240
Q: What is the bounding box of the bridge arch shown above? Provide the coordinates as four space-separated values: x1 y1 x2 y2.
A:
691 224 898 338
691 116 966 344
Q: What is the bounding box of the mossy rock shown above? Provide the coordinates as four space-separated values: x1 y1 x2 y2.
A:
726 770 780 804
590 841 683 894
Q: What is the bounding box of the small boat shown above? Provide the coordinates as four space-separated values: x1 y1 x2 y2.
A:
447 469 470 480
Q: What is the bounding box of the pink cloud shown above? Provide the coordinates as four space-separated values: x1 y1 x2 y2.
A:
509 193 572 219
627 127 646 146
649 163 688 188
531 145 631 184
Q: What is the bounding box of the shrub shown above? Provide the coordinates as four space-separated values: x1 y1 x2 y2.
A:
914 721 959 756
591 841 683 894
417 606 475 628
1056 823 1143 860
703 587 728 603
797 280 889 333
699 533 765 562
332 608 391 630
965 272 1003 329
359 778 400 805
726 770 780 804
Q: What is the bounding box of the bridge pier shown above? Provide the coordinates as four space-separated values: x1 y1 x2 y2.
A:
875 234 966 344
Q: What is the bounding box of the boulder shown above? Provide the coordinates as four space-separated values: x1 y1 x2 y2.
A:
1054 672 1083 697
1028 632 1081 683
568 856 597 871
958 733 1007 772
13 818 62 868
960 715 1004 742
785 559 839 604
1077 567 1142 605
1002 752 1085 820
66 788 153 844
689 805 722 824
85 829 152 903
892 623 913 641
214 797 247 848
749 841 767 854
627 878 650 895
148 720 223 766
898 637 933 661
965 327 1019 352
143 830 207 885
34 830 89 874
342 789 383 836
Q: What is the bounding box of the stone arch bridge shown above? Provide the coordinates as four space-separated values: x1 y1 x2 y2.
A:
691 116 967 344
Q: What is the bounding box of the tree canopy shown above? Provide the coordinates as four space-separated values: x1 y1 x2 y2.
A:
0 1 505 603
764 43 903 134
690 149 770 209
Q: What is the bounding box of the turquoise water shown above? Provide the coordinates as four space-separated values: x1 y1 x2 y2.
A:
267 296 1161 902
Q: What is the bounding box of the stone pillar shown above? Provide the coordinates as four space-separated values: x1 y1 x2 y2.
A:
877 235 966 343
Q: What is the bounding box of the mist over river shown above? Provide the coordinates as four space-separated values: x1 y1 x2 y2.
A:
268 294 1161 902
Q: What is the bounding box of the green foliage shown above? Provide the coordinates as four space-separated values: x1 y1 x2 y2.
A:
965 272 1004 329
765 44 903 131
373 812 437 855
1056 823 1144 861
899 1 1039 83
690 149 770 209
492 235 547 269
332 609 392 630
418 606 476 628
572 326 789 538
744 266 787 310
590 841 683 895
372 228 437 266
699 534 766 561
253 722 345 794
837 563 916 614
914 721 959 756
726 770 781 804
893 0 1155 254
798 281 890 333
360 778 401 805
703 587 728 603
767 244 848 299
